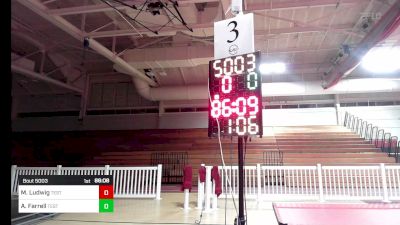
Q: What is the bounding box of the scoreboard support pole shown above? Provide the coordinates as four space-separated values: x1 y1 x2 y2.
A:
236 136 246 225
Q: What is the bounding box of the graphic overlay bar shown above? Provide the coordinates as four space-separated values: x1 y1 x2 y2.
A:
18 175 114 213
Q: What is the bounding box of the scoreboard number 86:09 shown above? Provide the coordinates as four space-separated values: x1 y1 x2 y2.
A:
208 51 263 137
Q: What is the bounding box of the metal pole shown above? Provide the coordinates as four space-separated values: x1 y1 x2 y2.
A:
79 73 90 120
11 165 17 194
156 164 162 200
205 166 212 211
236 136 246 225
334 94 340 125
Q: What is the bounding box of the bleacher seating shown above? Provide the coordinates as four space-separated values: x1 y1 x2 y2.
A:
12 126 396 184
81 126 396 184
85 126 393 165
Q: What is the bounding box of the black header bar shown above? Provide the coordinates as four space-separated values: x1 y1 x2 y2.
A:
18 175 113 185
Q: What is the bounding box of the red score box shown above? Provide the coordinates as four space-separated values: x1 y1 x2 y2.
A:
99 185 114 199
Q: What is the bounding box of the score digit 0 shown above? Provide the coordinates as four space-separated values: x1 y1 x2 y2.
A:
208 51 263 137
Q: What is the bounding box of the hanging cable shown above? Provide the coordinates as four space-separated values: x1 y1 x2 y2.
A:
194 196 205 225
102 0 143 37
207 79 239 217
225 137 234 225
99 0 158 34
106 0 193 33
215 113 239 216
243 137 248 225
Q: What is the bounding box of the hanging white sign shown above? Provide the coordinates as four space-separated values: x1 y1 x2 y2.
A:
214 13 254 59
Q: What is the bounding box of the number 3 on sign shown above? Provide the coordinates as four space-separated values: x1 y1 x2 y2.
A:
214 13 255 59
227 21 238 43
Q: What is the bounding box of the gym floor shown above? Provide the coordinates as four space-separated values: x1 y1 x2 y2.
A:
34 193 279 225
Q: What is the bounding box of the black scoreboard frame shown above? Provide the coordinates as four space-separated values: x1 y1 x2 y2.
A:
208 51 263 138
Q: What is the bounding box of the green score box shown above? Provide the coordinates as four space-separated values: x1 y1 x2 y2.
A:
99 199 114 213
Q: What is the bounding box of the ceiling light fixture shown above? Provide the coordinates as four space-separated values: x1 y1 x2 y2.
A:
259 62 286 75
361 46 400 73
147 1 164 16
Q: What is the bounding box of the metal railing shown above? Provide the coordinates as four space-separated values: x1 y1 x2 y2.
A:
343 112 400 163
11 164 163 199
198 163 400 210
263 151 283 166
151 152 188 184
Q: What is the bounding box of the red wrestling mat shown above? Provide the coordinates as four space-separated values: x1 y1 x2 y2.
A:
273 202 400 225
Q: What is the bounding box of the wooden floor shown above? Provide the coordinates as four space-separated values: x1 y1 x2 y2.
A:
37 193 280 225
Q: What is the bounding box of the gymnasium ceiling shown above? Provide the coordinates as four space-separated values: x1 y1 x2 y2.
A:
11 0 400 101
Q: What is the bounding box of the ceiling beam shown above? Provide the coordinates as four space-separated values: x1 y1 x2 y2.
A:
254 12 362 37
47 1 135 16
47 0 219 16
262 46 337 54
47 0 363 16
256 23 354 36
11 64 83 94
246 0 367 12
322 0 400 89
87 23 210 38
88 23 354 38
16 0 157 87
117 36 171 56
122 44 332 69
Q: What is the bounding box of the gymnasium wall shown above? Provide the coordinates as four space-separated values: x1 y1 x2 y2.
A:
262 107 337 126
12 106 400 138
12 114 159 131
340 106 400 138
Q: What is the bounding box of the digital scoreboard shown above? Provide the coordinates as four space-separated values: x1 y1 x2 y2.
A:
208 51 263 137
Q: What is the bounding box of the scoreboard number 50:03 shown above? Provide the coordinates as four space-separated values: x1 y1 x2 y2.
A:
212 54 256 77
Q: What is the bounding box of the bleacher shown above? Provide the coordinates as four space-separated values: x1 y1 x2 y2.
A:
81 126 395 184
12 126 395 168
85 126 393 165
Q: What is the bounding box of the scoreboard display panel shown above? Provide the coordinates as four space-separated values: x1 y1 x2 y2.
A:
18 175 114 213
208 51 263 137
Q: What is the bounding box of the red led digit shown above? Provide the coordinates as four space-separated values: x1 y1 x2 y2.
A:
221 76 232 94
236 97 247 116
247 96 259 115
222 99 232 117
211 95 221 118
